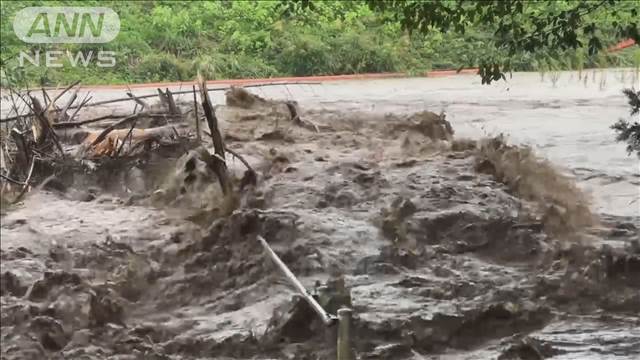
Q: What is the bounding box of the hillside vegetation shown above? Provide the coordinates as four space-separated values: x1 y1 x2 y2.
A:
1 0 638 86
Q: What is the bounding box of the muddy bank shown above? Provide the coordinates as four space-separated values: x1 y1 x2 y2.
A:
1 86 640 359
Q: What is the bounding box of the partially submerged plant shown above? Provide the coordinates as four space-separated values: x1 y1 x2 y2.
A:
611 88 640 157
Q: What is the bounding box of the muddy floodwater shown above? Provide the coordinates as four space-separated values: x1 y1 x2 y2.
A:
1 70 639 359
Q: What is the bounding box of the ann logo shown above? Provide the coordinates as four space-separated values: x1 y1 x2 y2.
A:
27 12 105 38
13 7 120 44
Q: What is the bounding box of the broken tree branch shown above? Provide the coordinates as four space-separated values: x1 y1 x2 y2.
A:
52 112 188 129
51 80 81 104
0 172 25 186
67 92 92 123
198 75 231 195
41 88 50 108
201 129 257 186
156 88 169 111
115 118 138 158
11 156 36 204
285 101 319 133
165 88 179 115
89 112 141 147
126 91 149 110
59 86 79 122
224 146 254 173
7 90 26 129
31 96 65 157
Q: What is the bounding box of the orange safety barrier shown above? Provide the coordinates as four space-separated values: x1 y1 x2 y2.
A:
79 68 480 90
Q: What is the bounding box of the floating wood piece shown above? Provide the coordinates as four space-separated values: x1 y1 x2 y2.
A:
285 101 301 122
285 101 319 132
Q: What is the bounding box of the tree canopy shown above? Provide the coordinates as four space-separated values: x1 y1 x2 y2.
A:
367 0 639 83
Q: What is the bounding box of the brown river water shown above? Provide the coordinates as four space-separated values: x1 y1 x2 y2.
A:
1 70 639 359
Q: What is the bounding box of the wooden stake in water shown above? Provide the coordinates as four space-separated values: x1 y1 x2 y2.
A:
337 307 353 360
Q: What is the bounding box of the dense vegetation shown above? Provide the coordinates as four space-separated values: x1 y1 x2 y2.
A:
1 0 638 87
370 0 639 83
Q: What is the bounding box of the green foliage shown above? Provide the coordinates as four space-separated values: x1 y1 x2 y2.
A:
611 89 640 157
132 53 188 82
623 88 640 116
0 0 636 86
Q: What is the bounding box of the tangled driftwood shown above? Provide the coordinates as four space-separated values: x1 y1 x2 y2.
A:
0 82 190 201
0 80 278 203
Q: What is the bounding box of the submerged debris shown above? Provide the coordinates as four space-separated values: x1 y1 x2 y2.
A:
225 86 269 109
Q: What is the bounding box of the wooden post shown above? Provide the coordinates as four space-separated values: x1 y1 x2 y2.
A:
165 88 179 115
337 307 353 360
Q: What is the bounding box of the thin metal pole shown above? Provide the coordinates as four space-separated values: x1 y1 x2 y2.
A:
257 235 336 325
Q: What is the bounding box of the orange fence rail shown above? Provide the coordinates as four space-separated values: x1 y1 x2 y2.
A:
31 39 638 91
609 38 636 52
